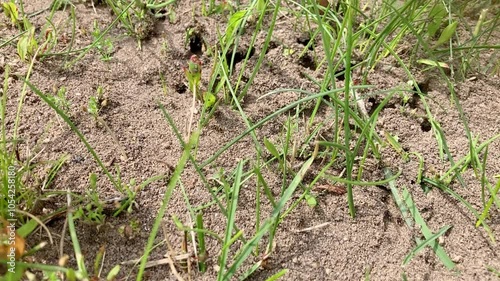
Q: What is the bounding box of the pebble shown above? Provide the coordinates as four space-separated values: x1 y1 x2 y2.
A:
452 255 463 263
381 64 393 72
438 236 445 245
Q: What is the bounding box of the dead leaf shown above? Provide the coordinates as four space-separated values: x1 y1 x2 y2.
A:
313 184 347 195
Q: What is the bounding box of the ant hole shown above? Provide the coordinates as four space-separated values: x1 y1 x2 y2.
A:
175 83 187 94
298 54 316 70
297 34 314 50
226 47 255 69
420 118 432 132
265 41 279 54
189 33 203 55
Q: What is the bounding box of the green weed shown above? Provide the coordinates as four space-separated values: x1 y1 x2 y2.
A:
91 20 114 61
2 1 21 28
87 85 107 122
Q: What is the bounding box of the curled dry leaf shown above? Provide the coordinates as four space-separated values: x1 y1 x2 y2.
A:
313 184 347 195
318 0 330 8
317 0 332 14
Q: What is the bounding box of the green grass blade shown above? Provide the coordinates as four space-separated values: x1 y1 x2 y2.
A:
201 86 371 168
323 168 401 186
196 212 207 272
401 187 456 270
422 177 494 242
223 155 315 280
136 128 200 281
67 205 88 277
22 78 121 192
476 177 500 228
217 161 244 281
264 269 288 281
402 225 452 266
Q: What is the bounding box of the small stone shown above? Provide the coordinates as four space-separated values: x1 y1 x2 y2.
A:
123 225 134 239
452 255 463 263
381 64 392 72
311 262 319 268
325 268 332 275
292 257 298 263
120 155 128 162
438 236 445 245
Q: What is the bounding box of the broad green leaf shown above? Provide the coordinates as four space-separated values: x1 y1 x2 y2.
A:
417 59 449 69
427 3 446 37
16 219 38 237
203 92 216 109
224 10 247 45
16 27 38 61
435 21 457 47
264 138 280 159
17 36 28 61
2 2 19 24
88 96 99 116
256 0 266 14
171 214 184 229
107 265 121 280
305 193 317 207
66 269 77 281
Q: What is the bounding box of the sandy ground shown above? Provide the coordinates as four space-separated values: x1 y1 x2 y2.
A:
1 1 499 280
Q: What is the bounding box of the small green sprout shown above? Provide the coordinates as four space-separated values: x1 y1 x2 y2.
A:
87 85 107 122
92 20 114 61
305 193 317 207
183 55 217 110
48 86 71 113
17 25 38 61
203 92 216 108
183 54 202 98
87 96 99 121
73 173 105 224
2 1 19 26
